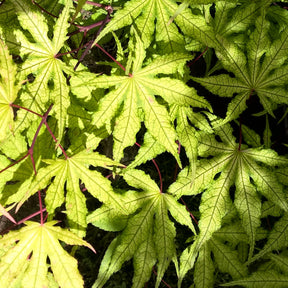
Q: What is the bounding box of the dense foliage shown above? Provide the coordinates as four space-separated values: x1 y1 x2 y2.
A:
1 0 288 287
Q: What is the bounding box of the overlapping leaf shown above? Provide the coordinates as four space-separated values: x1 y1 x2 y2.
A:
13 0 73 140
92 168 196 288
0 221 95 288
192 6 288 124
93 0 187 53
71 32 210 164
168 123 288 284
0 35 20 140
222 271 288 288
13 149 127 237
0 0 288 287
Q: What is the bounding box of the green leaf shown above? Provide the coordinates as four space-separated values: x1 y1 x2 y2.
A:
192 6 288 123
16 149 127 237
71 43 209 164
178 123 288 282
209 237 248 279
221 271 288 287
194 243 214 288
248 213 288 264
94 0 186 53
87 204 129 232
128 132 166 169
0 36 20 140
0 221 95 288
14 0 73 141
71 0 86 22
93 168 195 288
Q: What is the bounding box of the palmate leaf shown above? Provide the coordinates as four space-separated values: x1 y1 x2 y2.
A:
0 220 95 288
13 149 127 237
194 219 270 288
222 271 288 288
248 212 288 264
192 5 288 124
209 237 248 280
127 132 167 169
0 34 20 141
194 243 214 288
170 104 212 177
224 250 288 287
168 123 288 284
13 0 73 140
93 0 186 53
71 33 210 164
92 168 196 288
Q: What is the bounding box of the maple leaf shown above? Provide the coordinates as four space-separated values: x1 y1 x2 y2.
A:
0 34 21 140
170 104 213 177
247 212 288 265
12 149 127 237
92 0 187 53
223 245 288 287
91 168 196 288
0 118 64 209
191 6 288 124
193 217 270 288
0 220 95 288
222 271 288 288
168 123 288 284
13 0 73 140
71 31 210 164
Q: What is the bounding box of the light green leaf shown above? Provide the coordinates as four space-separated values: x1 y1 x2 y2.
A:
178 123 288 281
192 6 288 123
128 132 166 169
0 221 94 288
93 168 196 287
15 149 127 237
209 237 248 279
249 213 288 264
94 0 186 53
194 243 214 288
0 37 20 140
222 271 288 287
14 0 73 141
87 204 129 232
71 48 205 164
132 231 157 288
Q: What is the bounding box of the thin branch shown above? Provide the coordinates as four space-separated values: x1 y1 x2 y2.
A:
74 10 113 71
11 103 43 118
28 104 54 175
152 159 163 194
0 153 29 174
187 46 208 67
180 197 198 225
17 208 47 225
152 267 172 288
74 0 113 11
95 43 131 75
75 19 111 33
135 142 163 193
44 122 69 159
38 190 44 225
31 0 58 18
